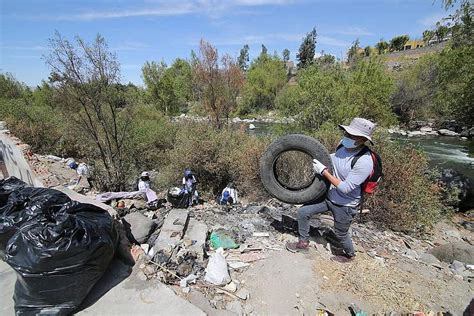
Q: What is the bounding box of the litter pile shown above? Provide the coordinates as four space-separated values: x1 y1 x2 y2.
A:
0 177 118 315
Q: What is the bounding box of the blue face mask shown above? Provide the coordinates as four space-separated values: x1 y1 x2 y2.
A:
341 136 358 148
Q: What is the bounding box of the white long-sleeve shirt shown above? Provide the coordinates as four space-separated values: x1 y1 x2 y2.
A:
327 146 373 207
221 187 238 204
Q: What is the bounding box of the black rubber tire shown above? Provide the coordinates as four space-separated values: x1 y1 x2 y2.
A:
259 134 332 204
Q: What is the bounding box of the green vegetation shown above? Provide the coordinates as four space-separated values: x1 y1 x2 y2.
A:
276 58 396 129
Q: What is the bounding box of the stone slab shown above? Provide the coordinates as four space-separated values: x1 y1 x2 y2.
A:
183 218 208 261
153 208 189 253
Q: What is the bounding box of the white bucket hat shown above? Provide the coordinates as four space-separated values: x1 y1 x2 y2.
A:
140 171 150 178
339 117 376 144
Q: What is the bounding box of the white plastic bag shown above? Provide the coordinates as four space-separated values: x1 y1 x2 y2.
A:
204 247 231 285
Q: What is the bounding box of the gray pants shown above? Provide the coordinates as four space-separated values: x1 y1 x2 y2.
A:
297 199 357 257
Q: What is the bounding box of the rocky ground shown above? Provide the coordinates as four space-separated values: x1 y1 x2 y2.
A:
10 149 474 315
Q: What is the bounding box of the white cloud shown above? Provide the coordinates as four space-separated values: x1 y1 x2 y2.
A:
35 0 296 21
0 45 48 51
318 36 351 47
332 26 374 36
418 13 445 28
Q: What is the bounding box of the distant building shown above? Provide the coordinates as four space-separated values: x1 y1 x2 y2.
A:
403 39 425 50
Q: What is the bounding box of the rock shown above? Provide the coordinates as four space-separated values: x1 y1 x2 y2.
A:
437 169 471 208
183 218 208 261
408 131 425 137
223 281 237 293
248 124 255 130
235 288 250 300
438 129 459 136
226 300 243 315
445 230 461 239
418 253 441 266
232 117 242 123
450 260 466 274
420 126 433 132
123 212 156 244
402 249 418 260
428 241 474 265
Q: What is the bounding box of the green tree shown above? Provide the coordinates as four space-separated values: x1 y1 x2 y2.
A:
276 58 396 128
389 35 410 51
375 39 389 54
261 44 268 56
435 22 450 42
347 39 361 63
315 53 336 67
45 32 133 190
282 48 290 62
0 73 27 99
142 61 175 115
364 46 372 57
239 55 287 114
423 30 435 44
238 44 250 72
297 27 317 69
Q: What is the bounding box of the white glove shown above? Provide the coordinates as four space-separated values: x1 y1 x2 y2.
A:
312 159 327 175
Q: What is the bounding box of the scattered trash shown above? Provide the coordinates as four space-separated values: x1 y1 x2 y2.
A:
210 230 240 250
205 248 231 285
179 273 198 288
223 281 237 293
252 232 270 237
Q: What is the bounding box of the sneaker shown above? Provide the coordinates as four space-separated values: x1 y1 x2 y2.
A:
330 255 355 263
286 240 309 253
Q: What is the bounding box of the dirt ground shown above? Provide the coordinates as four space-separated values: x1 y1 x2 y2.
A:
236 231 473 315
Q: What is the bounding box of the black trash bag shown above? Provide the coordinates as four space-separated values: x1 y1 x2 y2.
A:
0 180 71 252
167 187 190 208
5 200 118 315
0 177 28 207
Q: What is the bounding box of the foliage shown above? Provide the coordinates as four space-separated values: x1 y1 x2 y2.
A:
276 58 396 129
422 30 435 44
0 73 28 99
435 44 474 125
282 49 290 62
364 132 445 233
142 59 192 115
157 122 270 199
434 22 450 43
389 35 410 51
45 32 133 191
238 44 250 72
364 46 371 57
238 53 287 115
375 39 389 54
390 54 439 124
347 39 361 63
296 27 317 69
193 39 244 128
315 53 336 67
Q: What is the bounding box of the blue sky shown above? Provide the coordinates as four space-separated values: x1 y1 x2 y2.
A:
1 0 450 86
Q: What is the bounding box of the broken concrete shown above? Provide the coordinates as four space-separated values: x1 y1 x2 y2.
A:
0 130 43 187
152 208 189 254
183 218 208 261
123 212 156 244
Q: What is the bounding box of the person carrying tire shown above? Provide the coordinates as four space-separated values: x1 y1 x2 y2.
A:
286 117 376 263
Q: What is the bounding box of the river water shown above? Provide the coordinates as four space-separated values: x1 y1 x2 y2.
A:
248 122 474 188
